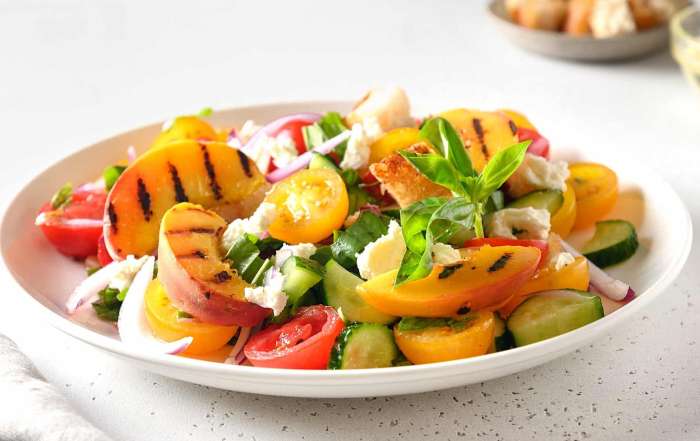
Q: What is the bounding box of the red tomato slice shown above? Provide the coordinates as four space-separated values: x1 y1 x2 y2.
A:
266 119 314 172
38 188 107 259
464 238 549 268
97 234 113 266
244 305 344 369
517 127 550 159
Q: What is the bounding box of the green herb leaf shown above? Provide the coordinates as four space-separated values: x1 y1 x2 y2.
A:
177 310 194 319
419 117 476 178
197 106 214 117
317 112 349 157
225 235 265 283
50 183 73 210
103 165 127 191
331 212 390 272
396 315 476 332
92 287 122 322
86 267 100 277
474 141 529 202
399 197 447 254
399 151 466 195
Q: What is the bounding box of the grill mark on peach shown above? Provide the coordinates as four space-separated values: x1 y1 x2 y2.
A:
168 163 188 203
165 228 217 236
236 149 252 178
508 120 517 136
107 202 118 234
176 250 208 259
136 178 154 222
472 118 489 159
200 144 223 200
212 271 232 283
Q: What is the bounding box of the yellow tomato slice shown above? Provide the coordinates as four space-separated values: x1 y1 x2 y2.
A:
550 183 577 238
151 116 218 149
498 256 590 318
144 279 237 355
369 127 421 165
499 109 536 130
394 311 495 364
266 168 349 244
569 163 618 230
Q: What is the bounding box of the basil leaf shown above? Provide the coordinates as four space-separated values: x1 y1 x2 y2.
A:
92 287 122 322
331 212 390 272
475 141 530 202
419 117 476 178
428 197 476 244
197 106 213 117
399 151 465 195
318 112 349 157
50 183 73 210
226 235 265 283
103 165 127 191
399 197 446 254
484 190 505 214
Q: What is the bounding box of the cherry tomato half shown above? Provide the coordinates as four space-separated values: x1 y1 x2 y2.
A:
97 234 113 267
266 119 315 173
463 237 549 267
38 188 107 259
244 305 344 369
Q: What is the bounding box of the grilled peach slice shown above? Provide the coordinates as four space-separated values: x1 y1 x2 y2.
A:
357 245 541 317
104 140 267 259
151 116 218 149
157 203 270 327
439 109 519 172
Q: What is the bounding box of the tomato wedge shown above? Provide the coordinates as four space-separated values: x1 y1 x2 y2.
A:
464 237 549 267
37 188 107 259
244 306 344 369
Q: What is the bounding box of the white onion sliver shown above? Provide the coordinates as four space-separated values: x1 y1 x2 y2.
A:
66 261 123 314
127 146 137 164
266 130 351 183
242 112 321 157
117 257 192 354
225 327 252 365
561 240 632 301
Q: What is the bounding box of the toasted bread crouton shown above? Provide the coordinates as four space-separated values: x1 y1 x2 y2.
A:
369 143 451 208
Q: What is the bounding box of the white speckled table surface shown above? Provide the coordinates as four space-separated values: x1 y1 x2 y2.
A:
1 1 699 440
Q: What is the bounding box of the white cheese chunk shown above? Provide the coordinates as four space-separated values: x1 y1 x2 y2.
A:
221 202 277 251
356 220 406 280
340 116 384 170
487 207 551 240
508 153 570 198
590 0 636 38
244 269 288 316
346 86 415 132
274 243 317 268
431 242 462 265
108 255 148 292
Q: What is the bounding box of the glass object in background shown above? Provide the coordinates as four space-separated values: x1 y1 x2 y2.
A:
672 6 700 92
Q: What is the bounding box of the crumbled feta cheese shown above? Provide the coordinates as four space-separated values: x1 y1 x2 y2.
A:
238 120 261 144
431 242 462 265
590 0 636 38
551 252 576 271
245 132 299 174
340 116 384 170
108 255 148 292
244 269 288 316
356 220 406 280
221 202 278 251
487 207 551 240
508 153 570 198
274 243 317 268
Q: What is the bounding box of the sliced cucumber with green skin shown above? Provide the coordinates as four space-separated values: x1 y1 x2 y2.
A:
493 314 514 352
582 220 639 268
328 323 398 369
281 256 325 305
322 259 396 324
507 190 564 215
507 290 604 347
309 152 339 171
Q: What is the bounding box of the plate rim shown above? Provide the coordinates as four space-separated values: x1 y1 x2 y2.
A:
0 101 693 386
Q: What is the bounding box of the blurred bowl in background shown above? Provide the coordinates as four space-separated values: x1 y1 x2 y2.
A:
671 6 700 92
488 0 671 61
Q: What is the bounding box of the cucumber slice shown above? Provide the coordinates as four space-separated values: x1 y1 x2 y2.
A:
493 315 514 351
507 190 564 215
581 220 639 268
322 259 396 324
309 152 339 171
280 256 325 305
507 290 603 347
329 323 398 369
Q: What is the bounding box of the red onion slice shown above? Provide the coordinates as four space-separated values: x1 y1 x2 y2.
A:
266 130 351 183
224 326 252 365
561 240 635 302
66 260 123 314
117 257 193 354
241 112 321 158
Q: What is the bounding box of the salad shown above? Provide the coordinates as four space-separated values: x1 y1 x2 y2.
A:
36 87 639 370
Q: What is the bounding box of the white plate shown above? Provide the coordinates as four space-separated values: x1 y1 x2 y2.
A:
488 0 671 61
0 101 692 398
